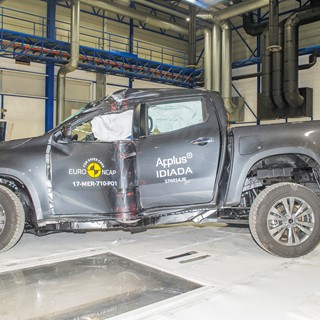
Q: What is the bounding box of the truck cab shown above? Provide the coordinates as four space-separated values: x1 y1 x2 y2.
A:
47 88 227 218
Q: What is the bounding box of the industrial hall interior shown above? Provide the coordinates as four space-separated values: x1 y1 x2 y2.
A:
1 0 320 319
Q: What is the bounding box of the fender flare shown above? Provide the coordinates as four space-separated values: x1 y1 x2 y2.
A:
0 167 43 221
225 147 320 206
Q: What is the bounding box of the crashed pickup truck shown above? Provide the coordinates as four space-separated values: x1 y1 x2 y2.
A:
1 88 320 257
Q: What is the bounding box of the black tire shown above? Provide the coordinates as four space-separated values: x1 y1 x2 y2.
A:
249 182 320 258
0 185 25 253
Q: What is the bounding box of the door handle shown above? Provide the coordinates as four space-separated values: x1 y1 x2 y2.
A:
191 137 214 146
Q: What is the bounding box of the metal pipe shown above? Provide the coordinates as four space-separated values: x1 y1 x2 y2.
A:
212 0 272 24
242 12 268 36
260 28 275 110
211 23 221 92
56 0 80 125
272 20 287 109
203 28 212 90
232 55 317 81
233 72 260 81
209 0 287 113
268 0 281 52
299 53 318 70
272 4 314 110
284 6 320 108
197 13 213 21
81 0 188 36
221 21 236 113
132 0 188 20
188 4 197 66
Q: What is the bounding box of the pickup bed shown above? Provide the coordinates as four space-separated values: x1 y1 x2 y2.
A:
1 88 320 257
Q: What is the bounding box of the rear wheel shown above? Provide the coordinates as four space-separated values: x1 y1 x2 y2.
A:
0 185 25 253
249 182 320 257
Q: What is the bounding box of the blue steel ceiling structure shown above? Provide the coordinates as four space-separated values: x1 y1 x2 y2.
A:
0 4 202 88
0 29 200 87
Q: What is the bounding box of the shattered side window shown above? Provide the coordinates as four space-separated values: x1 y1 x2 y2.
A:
65 90 134 142
71 120 95 141
147 99 205 135
71 109 133 142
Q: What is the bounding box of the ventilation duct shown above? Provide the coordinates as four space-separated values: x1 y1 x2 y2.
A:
56 0 80 125
221 21 236 114
81 0 188 36
211 23 221 92
267 0 281 52
259 29 274 111
272 20 288 110
283 5 320 109
209 0 274 118
188 4 197 66
242 0 285 113
258 2 320 119
199 0 276 92
203 27 212 90
133 0 188 20
242 12 268 36
212 0 271 24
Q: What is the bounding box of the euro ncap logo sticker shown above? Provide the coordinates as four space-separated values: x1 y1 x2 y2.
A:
69 158 117 178
87 162 102 178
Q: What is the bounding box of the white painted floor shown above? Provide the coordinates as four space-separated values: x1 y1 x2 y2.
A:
0 223 320 320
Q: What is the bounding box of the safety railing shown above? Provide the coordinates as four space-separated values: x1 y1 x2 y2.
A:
0 6 194 68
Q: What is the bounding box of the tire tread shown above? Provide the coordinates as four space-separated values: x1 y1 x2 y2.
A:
0 185 25 253
249 182 320 257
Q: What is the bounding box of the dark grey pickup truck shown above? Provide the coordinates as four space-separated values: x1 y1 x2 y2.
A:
1 88 320 257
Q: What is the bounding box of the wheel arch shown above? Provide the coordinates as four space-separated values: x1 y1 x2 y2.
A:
0 168 43 223
225 148 320 206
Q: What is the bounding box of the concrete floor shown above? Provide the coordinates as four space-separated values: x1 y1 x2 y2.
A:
0 223 320 319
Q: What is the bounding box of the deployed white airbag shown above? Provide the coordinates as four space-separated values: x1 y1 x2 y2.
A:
91 110 133 141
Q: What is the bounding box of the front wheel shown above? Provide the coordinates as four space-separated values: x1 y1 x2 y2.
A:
249 182 320 257
0 185 25 253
